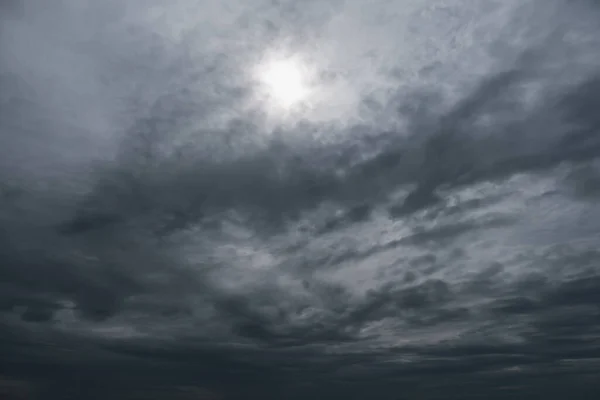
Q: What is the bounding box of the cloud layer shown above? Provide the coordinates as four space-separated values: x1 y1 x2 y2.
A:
2 0 600 398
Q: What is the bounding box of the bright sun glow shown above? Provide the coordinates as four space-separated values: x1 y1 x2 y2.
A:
258 58 310 108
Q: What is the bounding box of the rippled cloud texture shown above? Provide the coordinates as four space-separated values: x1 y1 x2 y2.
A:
2 0 600 399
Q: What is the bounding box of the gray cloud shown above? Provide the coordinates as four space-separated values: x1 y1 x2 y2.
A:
2 0 600 399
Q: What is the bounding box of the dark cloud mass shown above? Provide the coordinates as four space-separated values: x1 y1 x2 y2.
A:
2 0 600 399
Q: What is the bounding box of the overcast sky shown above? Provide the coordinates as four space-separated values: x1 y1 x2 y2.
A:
2 0 600 399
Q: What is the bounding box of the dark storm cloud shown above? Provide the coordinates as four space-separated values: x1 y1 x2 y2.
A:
563 161 600 199
55 65 600 237
2 0 600 399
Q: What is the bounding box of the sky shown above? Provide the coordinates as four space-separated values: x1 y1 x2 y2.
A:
1 0 600 399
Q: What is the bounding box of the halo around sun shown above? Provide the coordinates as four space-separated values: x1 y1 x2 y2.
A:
261 59 307 107
254 54 313 110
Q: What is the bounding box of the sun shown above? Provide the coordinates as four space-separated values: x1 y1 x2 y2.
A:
256 57 311 109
